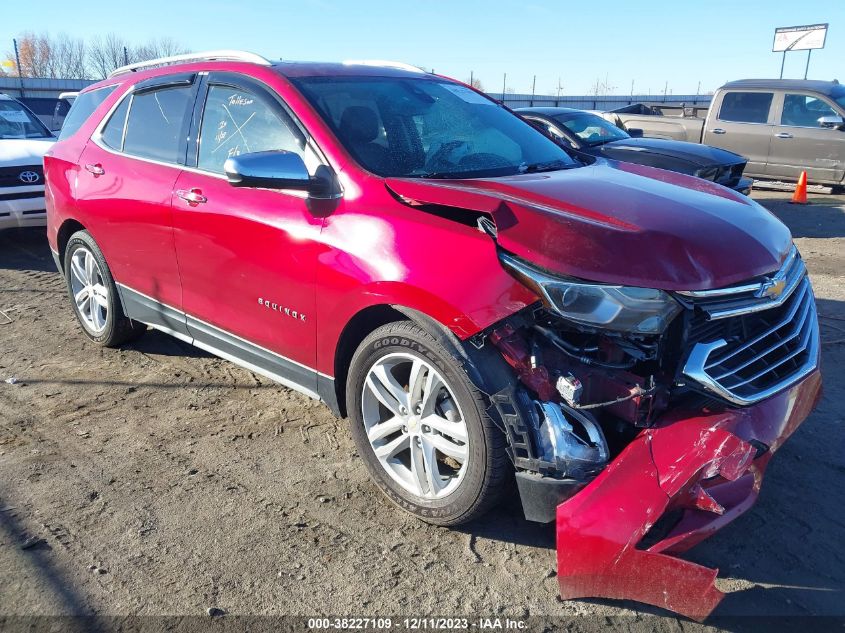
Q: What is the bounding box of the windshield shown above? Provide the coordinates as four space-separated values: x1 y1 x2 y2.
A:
553 112 629 146
0 100 53 139
291 76 577 178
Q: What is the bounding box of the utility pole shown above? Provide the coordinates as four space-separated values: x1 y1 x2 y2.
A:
470 70 473 87
530 75 536 106
123 46 129 66
502 73 507 100
13 38 25 97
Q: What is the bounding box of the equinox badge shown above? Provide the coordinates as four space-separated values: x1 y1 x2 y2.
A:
258 297 306 322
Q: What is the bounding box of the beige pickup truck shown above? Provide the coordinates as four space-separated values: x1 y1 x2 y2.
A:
608 79 845 187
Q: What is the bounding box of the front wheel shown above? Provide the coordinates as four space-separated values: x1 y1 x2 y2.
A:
346 321 511 526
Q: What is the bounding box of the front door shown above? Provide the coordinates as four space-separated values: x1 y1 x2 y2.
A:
705 90 775 177
768 92 845 183
171 73 326 394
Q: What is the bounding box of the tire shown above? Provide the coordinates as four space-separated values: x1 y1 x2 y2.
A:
346 321 511 526
63 230 146 347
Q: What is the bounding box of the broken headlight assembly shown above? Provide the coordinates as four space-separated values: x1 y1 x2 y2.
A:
499 252 682 335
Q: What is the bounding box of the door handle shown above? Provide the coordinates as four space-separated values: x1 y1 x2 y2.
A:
85 163 105 176
711 128 726 135
775 132 794 139
176 188 208 205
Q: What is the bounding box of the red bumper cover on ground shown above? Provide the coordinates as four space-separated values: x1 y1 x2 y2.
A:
556 370 822 620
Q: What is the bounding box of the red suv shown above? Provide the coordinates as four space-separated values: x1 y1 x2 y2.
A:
45 52 821 617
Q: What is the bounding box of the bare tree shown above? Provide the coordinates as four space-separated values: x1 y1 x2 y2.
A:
5 32 88 79
134 37 189 62
48 33 88 79
464 77 485 91
88 33 132 79
88 34 190 78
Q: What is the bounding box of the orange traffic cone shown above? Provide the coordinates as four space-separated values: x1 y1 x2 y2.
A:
790 171 808 205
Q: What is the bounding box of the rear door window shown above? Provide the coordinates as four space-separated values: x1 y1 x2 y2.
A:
718 92 773 124
781 94 837 127
58 85 117 140
123 86 194 164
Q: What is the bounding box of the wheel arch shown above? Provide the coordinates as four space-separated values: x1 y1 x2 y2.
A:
56 218 87 271
329 302 475 417
327 301 514 419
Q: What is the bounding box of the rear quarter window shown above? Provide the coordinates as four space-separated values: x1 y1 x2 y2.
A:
718 92 773 124
58 85 118 141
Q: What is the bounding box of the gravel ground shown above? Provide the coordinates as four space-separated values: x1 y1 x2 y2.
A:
0 189 843 631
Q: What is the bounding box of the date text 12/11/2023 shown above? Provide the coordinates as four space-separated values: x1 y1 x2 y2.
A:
306 617 528 630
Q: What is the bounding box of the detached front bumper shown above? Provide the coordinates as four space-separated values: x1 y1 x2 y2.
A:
556 369 821 620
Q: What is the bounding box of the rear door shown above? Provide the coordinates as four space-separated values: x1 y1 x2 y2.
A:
768 92 845 183
76 74 199 337
705 90 775 177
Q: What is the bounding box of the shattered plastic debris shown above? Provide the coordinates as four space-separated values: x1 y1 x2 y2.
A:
5 377 18 385
555 370 821 621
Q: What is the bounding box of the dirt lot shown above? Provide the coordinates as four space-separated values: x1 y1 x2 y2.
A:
1 189 844 630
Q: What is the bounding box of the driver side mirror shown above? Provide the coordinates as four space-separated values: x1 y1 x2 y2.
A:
224 151 339 198
626 128 644 138
818 115 845 130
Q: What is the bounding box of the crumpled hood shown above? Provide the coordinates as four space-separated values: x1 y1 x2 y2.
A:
0 138 55 165
385 161 792 291
599 137 745 168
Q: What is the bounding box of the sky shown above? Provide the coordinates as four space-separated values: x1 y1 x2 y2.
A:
3 0 844 96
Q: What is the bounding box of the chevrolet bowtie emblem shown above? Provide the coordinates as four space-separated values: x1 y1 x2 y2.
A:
757 277 787 300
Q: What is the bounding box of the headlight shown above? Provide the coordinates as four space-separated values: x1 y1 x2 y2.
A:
500 252 682 334
694 166 720 181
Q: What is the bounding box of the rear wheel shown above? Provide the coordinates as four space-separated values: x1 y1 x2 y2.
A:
347 321 511 525
64 230 146 347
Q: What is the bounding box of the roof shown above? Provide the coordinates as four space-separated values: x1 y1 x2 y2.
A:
721 79 842 95
271 61 429 79
514 107 580 115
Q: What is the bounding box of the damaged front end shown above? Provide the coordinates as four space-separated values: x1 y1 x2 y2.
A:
475 245 821 620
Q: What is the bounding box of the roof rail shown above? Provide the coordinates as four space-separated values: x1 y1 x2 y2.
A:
342 59 426 74
108 50 271 78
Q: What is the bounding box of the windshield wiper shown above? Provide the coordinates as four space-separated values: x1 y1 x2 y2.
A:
518 159 574 173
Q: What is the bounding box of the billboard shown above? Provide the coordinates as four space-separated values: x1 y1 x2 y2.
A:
773 24 828 52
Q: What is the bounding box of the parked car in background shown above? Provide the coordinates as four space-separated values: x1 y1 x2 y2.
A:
608 79 845 187
518 107 753 194
19 96 74 133
0 93 55 230
45 52 820 619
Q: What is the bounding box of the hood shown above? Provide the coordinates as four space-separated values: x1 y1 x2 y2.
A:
598 137 745 168
385 161 791 291
0 138 55 165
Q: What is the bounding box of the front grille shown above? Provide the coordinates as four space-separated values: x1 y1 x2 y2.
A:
680 247 819 405
0 164 43 188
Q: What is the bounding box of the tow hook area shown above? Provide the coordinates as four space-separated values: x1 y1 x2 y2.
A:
555 417 759 621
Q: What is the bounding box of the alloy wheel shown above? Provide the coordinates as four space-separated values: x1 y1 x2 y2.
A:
69 247 109 334
361 352 469 500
